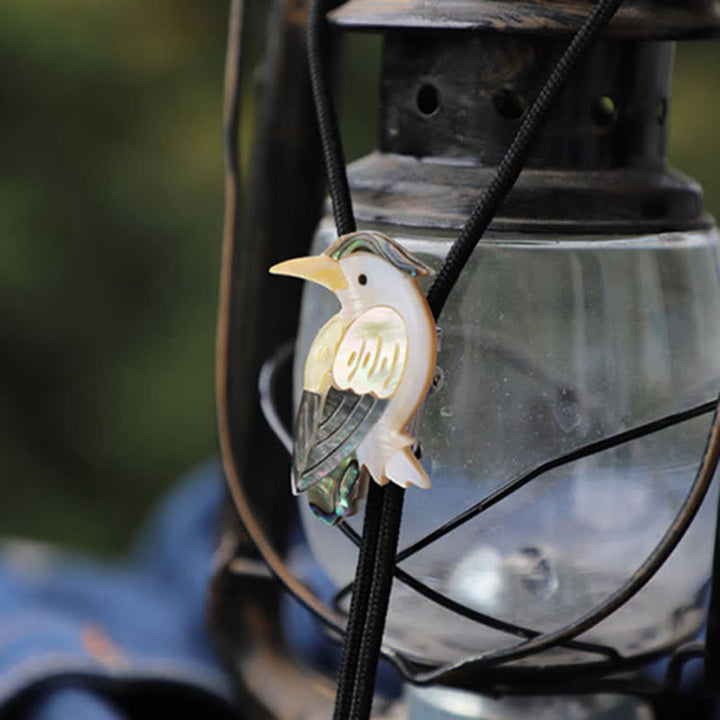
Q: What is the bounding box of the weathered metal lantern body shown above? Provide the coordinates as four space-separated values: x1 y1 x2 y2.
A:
213 0 720 717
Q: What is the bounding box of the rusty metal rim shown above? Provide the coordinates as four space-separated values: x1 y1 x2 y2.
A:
344 158 713 235
329 0 720 39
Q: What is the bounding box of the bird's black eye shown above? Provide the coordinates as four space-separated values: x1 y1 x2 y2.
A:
358 274 367 286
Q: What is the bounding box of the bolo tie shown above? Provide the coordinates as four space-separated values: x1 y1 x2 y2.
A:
293 1 629 718
219 0 720 712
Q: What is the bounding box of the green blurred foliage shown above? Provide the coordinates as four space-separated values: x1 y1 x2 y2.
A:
670 43 720 218
0 4 717 556
0 2 228 554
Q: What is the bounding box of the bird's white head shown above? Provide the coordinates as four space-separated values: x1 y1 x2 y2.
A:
269 231 433 317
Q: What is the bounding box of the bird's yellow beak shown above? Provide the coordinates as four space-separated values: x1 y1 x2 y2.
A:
269 254 348 292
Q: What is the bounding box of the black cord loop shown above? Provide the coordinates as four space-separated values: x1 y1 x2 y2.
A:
307 0 355 237
305 0 628 717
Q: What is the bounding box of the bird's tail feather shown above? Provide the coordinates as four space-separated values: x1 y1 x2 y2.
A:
385 447 431 489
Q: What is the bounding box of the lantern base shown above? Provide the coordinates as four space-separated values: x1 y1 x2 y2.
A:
406 686 653 720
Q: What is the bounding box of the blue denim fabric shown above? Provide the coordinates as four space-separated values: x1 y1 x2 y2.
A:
0 461 235 719
29 689 125 720
0 459 714 717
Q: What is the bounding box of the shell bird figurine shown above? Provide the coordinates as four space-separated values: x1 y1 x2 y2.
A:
270 231 437 524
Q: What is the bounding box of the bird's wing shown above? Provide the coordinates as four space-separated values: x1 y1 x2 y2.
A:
292 387 387 493
332 306 408 399
303 314 344 395
292 307 405 493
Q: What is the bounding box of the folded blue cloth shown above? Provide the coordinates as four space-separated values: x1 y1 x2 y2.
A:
0 461 236 719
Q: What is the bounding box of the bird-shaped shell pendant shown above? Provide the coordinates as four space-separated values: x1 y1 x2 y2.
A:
270 231 437 525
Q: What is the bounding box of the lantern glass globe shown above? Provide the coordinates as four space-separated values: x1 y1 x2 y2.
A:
295 222 720 666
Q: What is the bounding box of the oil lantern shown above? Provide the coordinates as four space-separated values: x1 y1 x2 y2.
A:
214 1 720 717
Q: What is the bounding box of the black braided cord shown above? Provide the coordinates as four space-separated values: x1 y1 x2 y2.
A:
349 483 405 718
307 0 355 237
306 0 625 718
426 0 624 319
334 483 386 718
307 2 390 716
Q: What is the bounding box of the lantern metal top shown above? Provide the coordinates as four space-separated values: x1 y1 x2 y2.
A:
329 0 720 39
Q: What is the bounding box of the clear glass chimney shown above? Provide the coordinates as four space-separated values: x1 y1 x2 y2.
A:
295 219 720 666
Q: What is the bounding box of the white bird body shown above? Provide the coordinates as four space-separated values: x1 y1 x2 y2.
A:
271 231 436 522
308 253 435 488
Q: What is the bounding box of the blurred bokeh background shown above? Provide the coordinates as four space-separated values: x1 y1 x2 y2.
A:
0 2 718 555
